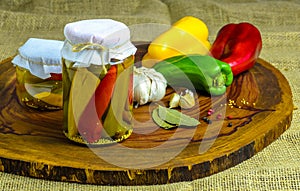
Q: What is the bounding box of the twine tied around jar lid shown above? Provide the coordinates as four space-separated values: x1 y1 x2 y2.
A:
71 40 132 74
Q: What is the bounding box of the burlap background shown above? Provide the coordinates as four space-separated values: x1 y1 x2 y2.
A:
1 0 300 190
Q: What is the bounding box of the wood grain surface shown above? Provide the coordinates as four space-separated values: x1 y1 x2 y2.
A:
0 44 293 185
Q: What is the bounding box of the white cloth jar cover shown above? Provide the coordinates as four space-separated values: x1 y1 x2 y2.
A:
12 38 64 79
61 19 137 67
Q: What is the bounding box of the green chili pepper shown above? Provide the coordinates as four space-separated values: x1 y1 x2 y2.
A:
153 54 233 96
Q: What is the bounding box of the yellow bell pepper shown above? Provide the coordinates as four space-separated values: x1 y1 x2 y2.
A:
142 16 211 64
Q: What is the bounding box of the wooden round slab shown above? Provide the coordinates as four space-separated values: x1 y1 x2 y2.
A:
0 44 293 185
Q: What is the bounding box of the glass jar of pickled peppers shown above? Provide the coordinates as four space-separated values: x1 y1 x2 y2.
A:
61 19 137 145
12 38 64 110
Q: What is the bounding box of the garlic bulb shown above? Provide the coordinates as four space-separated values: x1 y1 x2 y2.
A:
133 66 167 106
168 89 195 109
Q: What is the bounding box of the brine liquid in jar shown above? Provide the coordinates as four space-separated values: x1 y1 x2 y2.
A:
15 66 62 110
61 19 137 145
12 38 64 110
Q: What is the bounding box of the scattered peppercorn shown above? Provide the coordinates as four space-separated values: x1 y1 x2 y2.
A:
227 122 233 127
206 108 216 116
202 117 213 124
216 113 222 119
202 117 209 122
227 115 233 119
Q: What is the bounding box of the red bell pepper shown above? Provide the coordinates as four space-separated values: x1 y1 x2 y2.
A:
78 65 117 143
210 22 262 76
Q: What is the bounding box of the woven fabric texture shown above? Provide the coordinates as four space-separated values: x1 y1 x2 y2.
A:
0 0 300 190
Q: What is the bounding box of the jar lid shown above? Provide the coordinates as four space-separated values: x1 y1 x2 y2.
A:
12 38 64 79
61 19 137 67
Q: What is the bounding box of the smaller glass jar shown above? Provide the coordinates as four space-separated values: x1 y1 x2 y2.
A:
12 38 64 110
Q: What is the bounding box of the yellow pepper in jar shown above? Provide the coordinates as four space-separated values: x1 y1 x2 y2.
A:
142 16 211 63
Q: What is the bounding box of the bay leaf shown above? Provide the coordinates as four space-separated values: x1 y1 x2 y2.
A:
152 108 177 129
157 105 200 127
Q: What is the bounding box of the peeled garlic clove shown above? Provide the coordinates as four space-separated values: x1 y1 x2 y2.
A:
169 93 180 108
179 89 195 109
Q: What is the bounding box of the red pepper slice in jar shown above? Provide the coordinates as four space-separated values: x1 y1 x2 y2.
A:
210 22 262 76
78 65 117 143
47 73 62 81
95 65 118 119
